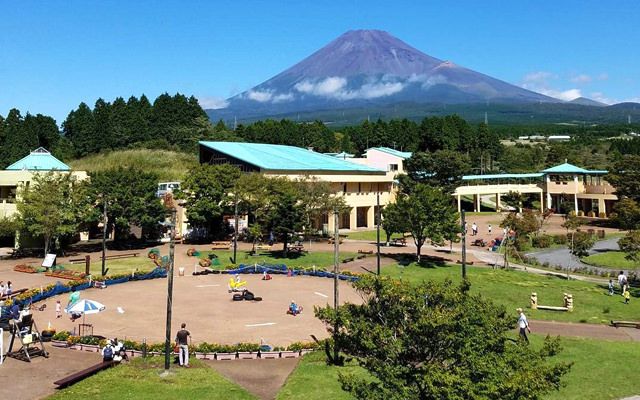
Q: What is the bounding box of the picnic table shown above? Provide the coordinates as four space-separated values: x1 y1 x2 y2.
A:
288 244 306 253
391 237 407 246
211 241 231 250
255 244 272 252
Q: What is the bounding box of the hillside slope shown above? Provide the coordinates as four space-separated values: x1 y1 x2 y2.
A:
68 149 197 181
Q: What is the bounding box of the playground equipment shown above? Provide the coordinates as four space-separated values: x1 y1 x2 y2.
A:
228 276 247 292
530 292 573 312
5 313 49 362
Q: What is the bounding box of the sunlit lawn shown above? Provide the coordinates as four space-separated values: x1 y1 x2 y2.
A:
64 257 158 276
582 251 638 270
196 250 358 270
48 357 255 400
382 263 640 324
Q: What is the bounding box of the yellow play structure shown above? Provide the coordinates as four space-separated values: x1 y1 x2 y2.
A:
228 276 247 292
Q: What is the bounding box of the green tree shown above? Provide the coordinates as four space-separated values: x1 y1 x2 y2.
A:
569 231 595 258
178 164 241 238
0 215 23 238
404 150 471 193
619 230 640 262
17 172 88 254
315 276 571 400
263 178 304 255
88 168 165 241
395 184 459 261
607 155 640 202
296 176 347 242
381 202 404 245
612 198 640 230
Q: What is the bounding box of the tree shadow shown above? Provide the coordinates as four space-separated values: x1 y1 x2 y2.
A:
383 252 450 268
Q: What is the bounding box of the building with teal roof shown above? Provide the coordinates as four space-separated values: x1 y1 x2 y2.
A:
454 162 617 217
198 141 397 232
1 148 87 248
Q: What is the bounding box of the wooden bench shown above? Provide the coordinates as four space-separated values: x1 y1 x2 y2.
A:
341 257 355 263
54 361 115 388
255 244 272 252
611 320 640 329
391 238 407 246
358 249 373 255
212 241 231 250
0 288 27 300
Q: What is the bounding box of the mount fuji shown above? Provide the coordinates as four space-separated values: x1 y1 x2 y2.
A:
207 30 561 121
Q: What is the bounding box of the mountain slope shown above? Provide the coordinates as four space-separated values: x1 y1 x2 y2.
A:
209 30 558 120
569 97 607 107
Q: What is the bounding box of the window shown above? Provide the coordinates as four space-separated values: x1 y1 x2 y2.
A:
343 183 347 192
389 164 399 171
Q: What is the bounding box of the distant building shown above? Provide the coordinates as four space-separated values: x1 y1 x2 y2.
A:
198 142 410 232
453 162 617 216
0 148 88 248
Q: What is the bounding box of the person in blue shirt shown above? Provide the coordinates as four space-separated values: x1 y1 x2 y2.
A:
9 303 20 321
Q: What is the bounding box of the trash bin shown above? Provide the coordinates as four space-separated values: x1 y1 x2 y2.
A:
178 267 185 276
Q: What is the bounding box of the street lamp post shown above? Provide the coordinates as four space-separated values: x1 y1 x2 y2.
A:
101 198 108 276
461 210 467 279
164 208 177 371
333 208 340 363
376 192 381 276
233 194 238 264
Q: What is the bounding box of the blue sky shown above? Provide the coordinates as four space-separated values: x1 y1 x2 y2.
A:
1 1 639 124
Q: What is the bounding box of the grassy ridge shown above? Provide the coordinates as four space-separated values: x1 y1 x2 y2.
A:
68 149 197 181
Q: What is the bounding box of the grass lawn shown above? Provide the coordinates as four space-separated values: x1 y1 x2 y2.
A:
276 351 369 400
48 357 255 400
278 336 640 400
382 263 640 324
64 256 158 276
344 229 404 242
197 250 358 270
582 251 637 270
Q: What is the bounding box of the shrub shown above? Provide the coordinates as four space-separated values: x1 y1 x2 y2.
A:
603 307 610 314
53 331 71 341
552 234 568 245
531 235 553 248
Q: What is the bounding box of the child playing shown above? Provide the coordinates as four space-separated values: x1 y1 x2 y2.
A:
288 300 303 316
608 279 614 296
624 290 630 304
56 300 62 318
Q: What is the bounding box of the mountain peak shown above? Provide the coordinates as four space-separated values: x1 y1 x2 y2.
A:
215 30 558 119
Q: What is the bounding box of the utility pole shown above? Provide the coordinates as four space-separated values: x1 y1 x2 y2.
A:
376 192 381 275
333 208 340 363
164 208 177 371
101 198 108 276
233 194 238 264
461 210 467 279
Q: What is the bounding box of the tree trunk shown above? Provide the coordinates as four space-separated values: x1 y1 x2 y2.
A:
386 232 391 246
415 238 424 263
44 234 51 255
283 235 288 257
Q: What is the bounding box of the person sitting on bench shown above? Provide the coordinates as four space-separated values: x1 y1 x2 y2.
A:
287 300 303 316
102 341 114 362
70 311 82 322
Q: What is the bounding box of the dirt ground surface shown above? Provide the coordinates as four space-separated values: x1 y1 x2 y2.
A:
0 343 99 400
26 274 360 346
207 358 299 400
531 320 640 341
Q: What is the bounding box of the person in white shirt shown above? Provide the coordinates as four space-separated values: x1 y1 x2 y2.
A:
517 308 531 343
617 271 628 295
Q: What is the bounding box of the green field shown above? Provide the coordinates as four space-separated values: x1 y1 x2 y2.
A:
48 357 255 400
278 336 640 400
344 229 405 242
68 149 198 181
195 249 358 270
582 251 638 270
64 256 158 276
381 263 639 324
50 337 640 400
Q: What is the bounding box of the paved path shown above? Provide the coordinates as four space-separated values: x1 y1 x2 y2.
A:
531 320 640 341
0 343 99 400
207 358 299 400
525 238 621 272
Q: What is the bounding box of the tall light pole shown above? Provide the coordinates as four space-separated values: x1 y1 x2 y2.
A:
164 208 177 371
333 208 340 363
101 198 108 276
461 210 467 279
232 193 238 264
376 192 381 276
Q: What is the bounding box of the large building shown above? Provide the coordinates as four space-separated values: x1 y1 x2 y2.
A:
454 162 617 216
198 142 410 232
0 148 88 247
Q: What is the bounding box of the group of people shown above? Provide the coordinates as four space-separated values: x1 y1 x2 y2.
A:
609 271 632 304
0 280 13 298
464 222 496 236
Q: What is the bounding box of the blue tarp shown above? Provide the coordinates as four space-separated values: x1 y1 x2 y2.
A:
221 263 359 282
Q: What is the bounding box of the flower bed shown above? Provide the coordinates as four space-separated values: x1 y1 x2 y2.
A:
13 264 43 273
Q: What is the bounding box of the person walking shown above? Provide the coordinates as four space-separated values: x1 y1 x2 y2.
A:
618 271 628 295
624 290 630 304
517 308 531 343
488 224 492 235
175 322 191 367
608 279 615 296
471 222 478 236
56 300 62 318
5 281 12 297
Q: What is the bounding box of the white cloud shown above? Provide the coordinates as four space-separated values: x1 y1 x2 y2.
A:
522 71 557 84
294 76 405 100
590 92 613 105
243 89 294 103
597 73 609 81
197 96 229 109
408 73 448 88
570 74 592 84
